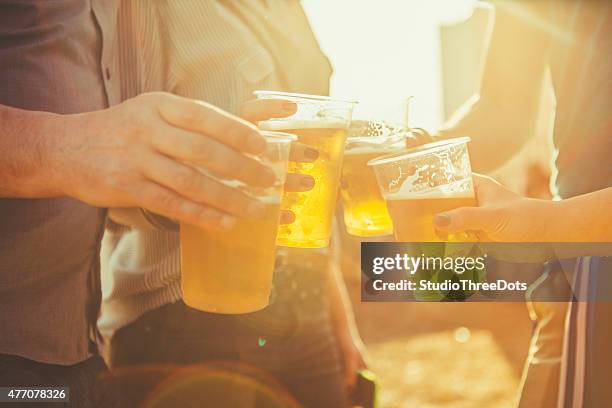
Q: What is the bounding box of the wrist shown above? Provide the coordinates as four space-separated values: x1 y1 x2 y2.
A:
539 199 564 242
0 107 74 198
39 111 76 197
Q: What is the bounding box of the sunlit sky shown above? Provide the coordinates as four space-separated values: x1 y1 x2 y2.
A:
302 0 476 130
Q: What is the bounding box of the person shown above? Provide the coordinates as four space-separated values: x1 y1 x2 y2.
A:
435 175 611 244
99 1 366 407
0 1 287 405
434 175 611 407
423 1 611 406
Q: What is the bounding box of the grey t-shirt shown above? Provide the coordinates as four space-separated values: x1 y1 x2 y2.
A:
0 0 119 365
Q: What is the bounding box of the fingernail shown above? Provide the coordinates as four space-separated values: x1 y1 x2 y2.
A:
219 215 236 230
283 101 297 113
280 211 295 225
248 132 267 153
248 200 266 218
304 147 319 160
434 214 451 227
300 175 315 189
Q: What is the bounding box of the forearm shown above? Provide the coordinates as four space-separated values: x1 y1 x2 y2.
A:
436 94 541 172
547 188 612 243
436 1 549 172
0 105 70 198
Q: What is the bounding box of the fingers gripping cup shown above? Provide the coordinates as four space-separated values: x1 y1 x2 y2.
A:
341 121 411 237
255 91 357 248
180 131 296 314
368 137 475 242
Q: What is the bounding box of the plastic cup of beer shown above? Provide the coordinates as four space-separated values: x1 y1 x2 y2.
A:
180 131 296 314
254 90 357 248
368 137 475 242
341 121 410 237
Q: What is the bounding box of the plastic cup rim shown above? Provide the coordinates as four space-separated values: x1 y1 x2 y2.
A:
367 136 471 167
261 130 297 143
254 90 358 105
346 134 408 146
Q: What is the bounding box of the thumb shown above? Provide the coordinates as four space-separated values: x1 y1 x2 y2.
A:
433 207 499 234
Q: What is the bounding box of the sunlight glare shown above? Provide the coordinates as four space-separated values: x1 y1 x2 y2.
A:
303 0 477 129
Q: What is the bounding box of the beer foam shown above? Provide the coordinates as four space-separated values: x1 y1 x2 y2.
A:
259 119 347 131
384 177 473 201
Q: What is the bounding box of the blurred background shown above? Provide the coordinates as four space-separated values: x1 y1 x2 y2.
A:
302 1 555 406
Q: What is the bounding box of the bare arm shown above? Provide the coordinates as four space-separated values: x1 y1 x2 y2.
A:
0 105 66 197
436 175 612 245
437 1 551 172
0 93 282 230
550 188 612 243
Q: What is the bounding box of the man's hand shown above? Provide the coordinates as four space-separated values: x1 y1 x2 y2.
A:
50 92 280 230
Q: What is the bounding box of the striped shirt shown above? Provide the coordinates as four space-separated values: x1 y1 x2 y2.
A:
99 0 332 340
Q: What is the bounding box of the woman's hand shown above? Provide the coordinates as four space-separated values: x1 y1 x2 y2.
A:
433 174 557 242
239 99 318 224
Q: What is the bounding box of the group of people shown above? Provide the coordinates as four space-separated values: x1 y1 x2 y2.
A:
0 0 610 407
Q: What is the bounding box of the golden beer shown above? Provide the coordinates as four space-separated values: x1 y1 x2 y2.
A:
180 132 294 314
255 90 356 248
340 148 394 236
260 122 348 248
181 199 281 314
369 137 475 242
386 194 477 242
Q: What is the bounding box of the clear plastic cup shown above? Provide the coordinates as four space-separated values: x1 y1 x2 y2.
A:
341 121 411 237
255 90 357 248
180 131 296 313
368 137 475 242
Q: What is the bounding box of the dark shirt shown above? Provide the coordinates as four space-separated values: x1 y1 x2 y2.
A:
0 0 120 365
547 0 612 198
